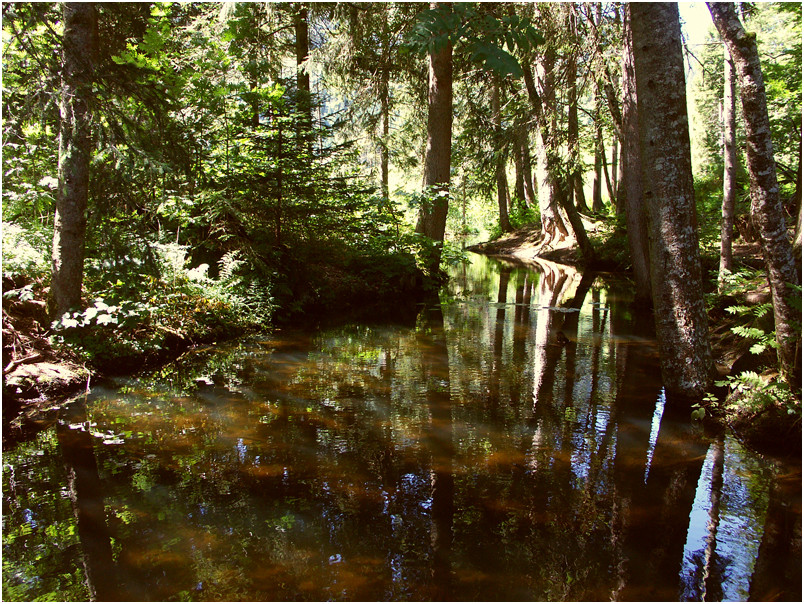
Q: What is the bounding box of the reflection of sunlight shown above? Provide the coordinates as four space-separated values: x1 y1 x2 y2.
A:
526 421 546 471
680 441 719 600
643 389 665 484
679 436 772 601
236 437 246 464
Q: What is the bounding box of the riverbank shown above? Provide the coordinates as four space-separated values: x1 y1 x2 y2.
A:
2 257 431 442
468 224 800 458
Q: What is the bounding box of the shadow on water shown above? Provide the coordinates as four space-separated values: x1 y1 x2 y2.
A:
2 254 800 601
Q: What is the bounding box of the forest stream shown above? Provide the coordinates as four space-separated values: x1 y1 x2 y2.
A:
3 254 801 601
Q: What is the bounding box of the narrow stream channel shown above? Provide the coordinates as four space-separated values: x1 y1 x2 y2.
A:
3 254 800 601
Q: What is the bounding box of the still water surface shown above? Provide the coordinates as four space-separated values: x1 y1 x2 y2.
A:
3 255 800 601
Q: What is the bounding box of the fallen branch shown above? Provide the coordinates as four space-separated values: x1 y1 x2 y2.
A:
4 352 44 375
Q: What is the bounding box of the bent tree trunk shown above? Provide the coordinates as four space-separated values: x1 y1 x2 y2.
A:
523 62 595 262
708 3 801 386
524 52 568 246
415 5 453 273
630 3 715 400
52 2 96 319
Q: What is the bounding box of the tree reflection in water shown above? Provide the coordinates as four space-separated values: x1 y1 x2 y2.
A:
2 255 800 601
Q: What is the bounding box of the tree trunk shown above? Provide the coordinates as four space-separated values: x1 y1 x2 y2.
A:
602 142 617 203
513 136 526 208
57 403 118 601
708 2 801 386
379 14 391 200
492 76 512 233
380 69 390 200
524 55 568 245
630 2 715 401
524 56 594 263
719 43 738 289
52 2 96 319
518 129 537 208
614 144 626 216
294 3 311 131
415 5 453 273
621 10 652 303
568 48 589 214
592 116 604 212
794 137 802 270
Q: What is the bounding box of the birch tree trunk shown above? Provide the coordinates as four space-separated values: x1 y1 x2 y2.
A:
708 2 801 385
630 2 715 400
52 2 96 319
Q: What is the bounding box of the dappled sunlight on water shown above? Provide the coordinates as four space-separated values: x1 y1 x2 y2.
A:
3 255 800 601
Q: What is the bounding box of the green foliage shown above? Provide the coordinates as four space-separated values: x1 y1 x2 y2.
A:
405 3 544 77
587 213 631 269
714 267 767 298
51 243 273 368
690 3 800 193
726 301 777 354
693 170 749 254
1 222 50 281
508 203 539 230
712 268 781 357
715 371 800 418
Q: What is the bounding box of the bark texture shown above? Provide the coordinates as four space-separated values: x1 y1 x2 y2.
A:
415 10 453 271
379 14 392 200
513 136 526 206
524 54 595 262
524 57 596 263
708 2 801 385
719 43 737 287
630 2 715 400
621 8 651 301
52 2 96 318
525 55 568 245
